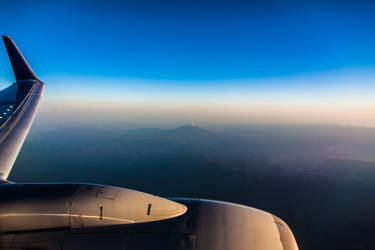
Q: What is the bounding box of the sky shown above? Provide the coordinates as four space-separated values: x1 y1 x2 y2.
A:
0 0 374 128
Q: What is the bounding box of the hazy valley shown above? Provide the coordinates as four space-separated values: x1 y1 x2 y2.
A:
9 124 375 250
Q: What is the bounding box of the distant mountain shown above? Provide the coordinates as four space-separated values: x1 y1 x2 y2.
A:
174 123 203 131
27 123 375 165
168 124 217 140
118 124 219 144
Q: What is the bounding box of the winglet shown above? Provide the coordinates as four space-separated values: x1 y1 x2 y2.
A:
2 35 38 81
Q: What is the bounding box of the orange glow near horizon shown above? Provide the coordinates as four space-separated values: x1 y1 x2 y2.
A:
29 68 375 128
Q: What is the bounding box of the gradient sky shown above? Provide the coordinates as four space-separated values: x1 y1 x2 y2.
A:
0 0 374 128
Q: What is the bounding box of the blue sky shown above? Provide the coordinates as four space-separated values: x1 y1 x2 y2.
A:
0 0 374 127
1 0 375 80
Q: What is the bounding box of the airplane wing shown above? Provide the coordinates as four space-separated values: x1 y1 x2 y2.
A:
0 36 44 181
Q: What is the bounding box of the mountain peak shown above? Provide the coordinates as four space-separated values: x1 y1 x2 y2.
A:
170 123 216 140
191 122 198 127
175 123 202 131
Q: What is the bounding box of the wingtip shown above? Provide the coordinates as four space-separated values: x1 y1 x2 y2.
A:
2 36 38 81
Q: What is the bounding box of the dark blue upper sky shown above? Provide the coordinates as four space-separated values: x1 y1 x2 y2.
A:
0 0 375 82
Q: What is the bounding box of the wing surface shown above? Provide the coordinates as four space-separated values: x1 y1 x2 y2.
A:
0 36 44 180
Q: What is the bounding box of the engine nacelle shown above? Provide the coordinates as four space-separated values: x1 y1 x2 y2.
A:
0 184 298 250
0 183 186 232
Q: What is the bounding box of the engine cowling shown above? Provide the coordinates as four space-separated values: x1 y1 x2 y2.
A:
0 183 187 232
0 183 298 250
